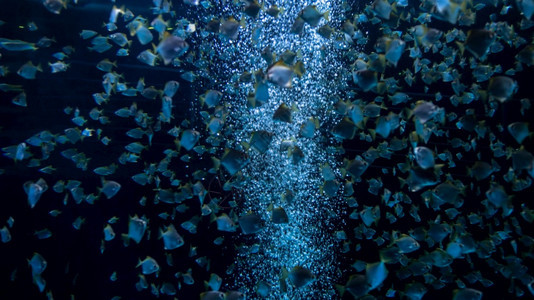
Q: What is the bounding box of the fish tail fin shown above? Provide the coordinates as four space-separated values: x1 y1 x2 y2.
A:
369 129 376 140
324 10 330 22
293 61 305 77
398 177 406 188
456 41 465 56
240 141 250 151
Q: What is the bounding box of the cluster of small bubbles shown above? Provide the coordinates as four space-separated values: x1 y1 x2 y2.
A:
197 0 350 298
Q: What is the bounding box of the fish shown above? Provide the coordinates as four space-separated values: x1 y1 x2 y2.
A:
507 122 530 144
385 38 406 67
157 33 188 65
160 224 184 250
200 291 225 300
464 29 496 60
453 288 483 300
317 24 335 39
287 266 315 288
100 180 121 199
199 90 222 107
488 76 518 102
28 252 47 275
150 15 168 38
517 45 534 66
353 69 378 92
299 5 328 27
366 261 388 290
0 38 37 51
394 234 420 253
243 0 261 18
267 61 294 88
49 61 69 73
80 30 98 40
220 17 240 40
12 92 27 107
96 59 116 72
468 160 497 181
34 229 52 240
137 256 159 275
372 0 393 20
249 130 273 154
414 146 435 169
23 178 48 208
179 129 200 151
128 215 147 244
337 274 368 298
42 0 67 15
17 61 42 79
413 101 442 124
238 213 263 234
135 25 153 45
163 80 180 97
266 5 282 18
273 103 293 123
220 149 248 176
290 17 306 34
300 117 319 138
0 226 11 243
216 214 237 232
137 49 158 66
271 207 289 224
432 0 463 24
103 224 116 241
116 48 129 56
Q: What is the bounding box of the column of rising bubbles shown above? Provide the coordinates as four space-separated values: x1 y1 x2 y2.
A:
209 0 350 298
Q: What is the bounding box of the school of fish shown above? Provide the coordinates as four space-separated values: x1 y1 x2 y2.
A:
1 0 534 299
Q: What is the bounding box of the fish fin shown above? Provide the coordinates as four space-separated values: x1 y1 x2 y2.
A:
369 129 376 140
294 61 305 77
398 177 406 188
456 41 465 55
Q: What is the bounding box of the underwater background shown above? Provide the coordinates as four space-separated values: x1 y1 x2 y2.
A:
1 0 534 299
